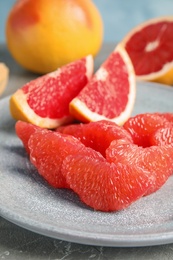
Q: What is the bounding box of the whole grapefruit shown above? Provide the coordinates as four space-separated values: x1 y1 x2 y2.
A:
5 0 103 74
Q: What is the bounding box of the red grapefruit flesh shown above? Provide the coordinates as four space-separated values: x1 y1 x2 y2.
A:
69 44 136 125
15 120 43 154
106 139 173 195
10 55 93 129
155 112 173 123
28 130 105 189
121 17 173 85
123 113 171 147
62 155 150 212
150 126 173 146
56 120 133 156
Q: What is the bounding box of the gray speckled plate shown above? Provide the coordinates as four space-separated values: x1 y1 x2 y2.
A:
0 81 173 247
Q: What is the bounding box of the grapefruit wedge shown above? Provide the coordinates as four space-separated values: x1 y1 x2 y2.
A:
69 44 136 125
10 55 93 128
121 16 173 85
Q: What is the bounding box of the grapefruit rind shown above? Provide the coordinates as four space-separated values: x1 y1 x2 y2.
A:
69 44 136 125
121 16 173 84
9 55 94 129
0 63 9 96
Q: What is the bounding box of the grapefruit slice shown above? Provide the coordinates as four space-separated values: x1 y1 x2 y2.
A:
69 44 136 125
10 55 93 129
121 16 173 85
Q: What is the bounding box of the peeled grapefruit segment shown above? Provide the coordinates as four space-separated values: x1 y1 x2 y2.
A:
150 126 173 146
69 44 136 125
56 120 133 157
121 16 173 85
28 129 105 189
106 139 173 195
123 113 171 147
15 120 42 154
155 112 173 123
62 155 150 212
10 55 93 129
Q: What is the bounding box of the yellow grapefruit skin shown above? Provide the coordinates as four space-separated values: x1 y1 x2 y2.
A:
121 16 173 85
69 44 136 126
6 0 103 74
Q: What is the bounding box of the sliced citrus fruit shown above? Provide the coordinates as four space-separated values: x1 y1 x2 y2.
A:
69 44 136 125
10 55 93 129
62 155 150 212
123 113 171 147
56 120 133 156
121 16 173 85
106 139 173 195
28 129 105 189
0 63 9 96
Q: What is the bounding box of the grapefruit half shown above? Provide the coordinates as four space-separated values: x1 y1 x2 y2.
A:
121 16 173 85
10 55 93 128
69 44 136 125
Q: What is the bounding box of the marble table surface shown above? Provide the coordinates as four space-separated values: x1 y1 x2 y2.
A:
1 43 173 260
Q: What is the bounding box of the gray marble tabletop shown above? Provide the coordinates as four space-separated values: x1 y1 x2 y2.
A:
1 43 173 260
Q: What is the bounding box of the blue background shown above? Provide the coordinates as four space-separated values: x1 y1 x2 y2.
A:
0 0 173 43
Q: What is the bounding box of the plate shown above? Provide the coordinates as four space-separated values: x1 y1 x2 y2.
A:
0 81 173 247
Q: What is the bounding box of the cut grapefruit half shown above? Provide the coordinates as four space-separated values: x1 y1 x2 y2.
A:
121 16 173 85
69 44 136 125
10 55 93 129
